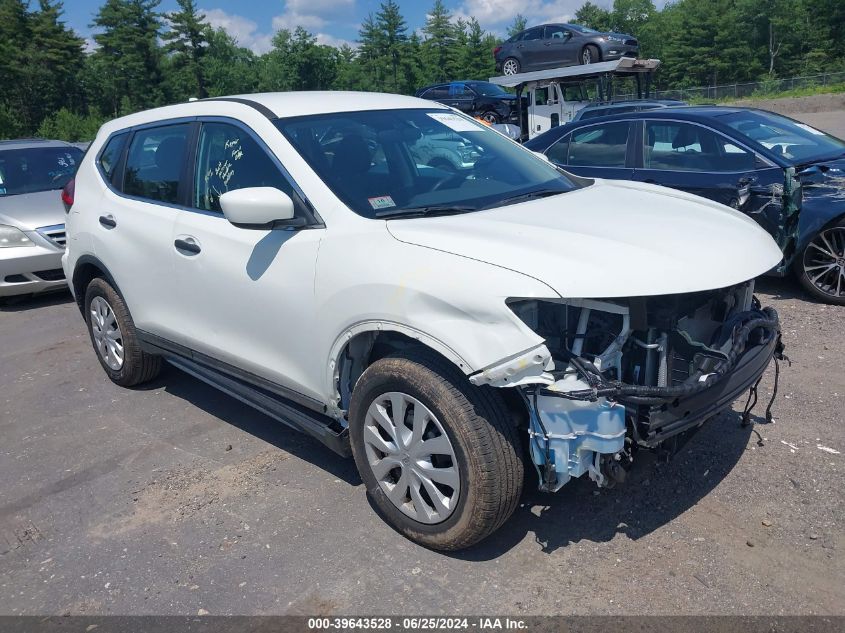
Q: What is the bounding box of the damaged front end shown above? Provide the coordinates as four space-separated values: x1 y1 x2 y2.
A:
502 282 784 492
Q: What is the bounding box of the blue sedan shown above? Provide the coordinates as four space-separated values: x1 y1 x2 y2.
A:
525 106 845 304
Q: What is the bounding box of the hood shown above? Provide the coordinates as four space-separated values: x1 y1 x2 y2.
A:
0 190 66 230
386 180 784 298
599 31 635 40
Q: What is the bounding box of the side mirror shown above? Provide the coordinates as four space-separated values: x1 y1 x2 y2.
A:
219 187 296 228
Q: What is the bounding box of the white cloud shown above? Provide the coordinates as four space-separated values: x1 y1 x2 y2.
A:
200 6 354 53
201 8 273 54
453 0 597 31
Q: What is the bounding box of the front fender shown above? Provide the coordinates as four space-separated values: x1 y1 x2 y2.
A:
316 225 561 402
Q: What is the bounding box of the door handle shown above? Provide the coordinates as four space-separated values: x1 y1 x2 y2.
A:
98 214 116 228
174 237 201 255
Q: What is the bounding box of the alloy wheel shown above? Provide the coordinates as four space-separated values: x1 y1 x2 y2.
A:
803 226 845 300
582 48 593 64
502 59 519 75
362 392 460 524
89 295 124 370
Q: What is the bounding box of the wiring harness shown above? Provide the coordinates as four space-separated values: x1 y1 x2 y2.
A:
540 306 783 406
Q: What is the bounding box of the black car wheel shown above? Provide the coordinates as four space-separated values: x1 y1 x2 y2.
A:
795 220 845 305
480 111 500 124
581 45 600 65
348 350 524 551
502 58 520 75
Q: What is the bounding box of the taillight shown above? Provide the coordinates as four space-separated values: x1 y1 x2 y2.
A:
61 178 75 211
493 46 502 56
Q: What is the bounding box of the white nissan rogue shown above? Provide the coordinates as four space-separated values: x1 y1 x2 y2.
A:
63 92 786 550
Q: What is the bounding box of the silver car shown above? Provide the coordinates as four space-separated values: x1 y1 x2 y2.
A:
0 139 82 298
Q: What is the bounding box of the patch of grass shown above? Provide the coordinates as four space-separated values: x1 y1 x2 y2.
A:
686 82 845 105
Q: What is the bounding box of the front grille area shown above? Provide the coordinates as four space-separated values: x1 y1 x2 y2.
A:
625 39 638 46
33 269 66 281
36 224 66 249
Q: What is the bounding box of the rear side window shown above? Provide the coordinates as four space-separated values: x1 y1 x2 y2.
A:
644 121 756 172
568 122 630 167
123 124 191 204
98 133 128 183
193 122 294 213
521 27 543 41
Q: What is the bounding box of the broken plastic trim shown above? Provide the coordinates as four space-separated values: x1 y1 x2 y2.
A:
468 344 555 388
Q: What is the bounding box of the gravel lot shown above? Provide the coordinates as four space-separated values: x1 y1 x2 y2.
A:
0 104 843 617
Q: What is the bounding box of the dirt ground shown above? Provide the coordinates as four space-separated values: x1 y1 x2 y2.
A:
0 101 843 617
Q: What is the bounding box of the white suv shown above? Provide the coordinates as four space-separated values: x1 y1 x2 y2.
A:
63 92 785 550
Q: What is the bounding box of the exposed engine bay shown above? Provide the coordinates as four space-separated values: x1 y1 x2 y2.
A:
508 281 784 492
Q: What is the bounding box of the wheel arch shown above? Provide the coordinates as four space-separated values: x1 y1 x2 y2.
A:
327 323 530 427
328 323 470 416
71 255 123 314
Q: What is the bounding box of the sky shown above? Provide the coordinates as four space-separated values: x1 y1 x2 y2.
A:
62 0 622 55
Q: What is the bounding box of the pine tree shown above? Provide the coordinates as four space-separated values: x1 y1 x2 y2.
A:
506 14 527 38
574 2 613 31
91 0 165 115
162 0 210 99
0 0 33 133
421 0 456 83
375 0 408 93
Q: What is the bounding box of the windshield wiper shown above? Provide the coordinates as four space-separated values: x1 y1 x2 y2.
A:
375 205 476 219
483 188 567 209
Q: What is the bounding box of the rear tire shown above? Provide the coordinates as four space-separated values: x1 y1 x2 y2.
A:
581 45 600 65
349 350 524 551
84 278 161 386
794 219 845 305
502 57 520 75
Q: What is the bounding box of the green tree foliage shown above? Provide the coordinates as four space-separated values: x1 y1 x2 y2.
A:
0 0 842 141
90 0 165 115
506 14 527 38
575 2 612 31
421 0 457 84
162 0 211 100
37 107 106 141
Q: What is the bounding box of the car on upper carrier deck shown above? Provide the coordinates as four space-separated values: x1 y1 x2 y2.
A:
63 91 785 550
495 23 640 75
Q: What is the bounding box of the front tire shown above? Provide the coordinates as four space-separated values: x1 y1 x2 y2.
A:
84 278 162 386
794 220 845 304
349 350 524 551
581 45 600 65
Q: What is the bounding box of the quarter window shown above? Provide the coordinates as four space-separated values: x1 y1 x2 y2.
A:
193 122 294 213
123 124 190 203
568 122 629 167
644 121 755 172
546 134 571 165
99 133 128 183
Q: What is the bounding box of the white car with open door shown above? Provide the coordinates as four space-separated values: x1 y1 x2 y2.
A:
63 92 785 550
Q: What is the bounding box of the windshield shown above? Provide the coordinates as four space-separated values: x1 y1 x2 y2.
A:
470 82 510 97
568 24 599 34
277 108 579 219
721 110 845 164
0 146 82 196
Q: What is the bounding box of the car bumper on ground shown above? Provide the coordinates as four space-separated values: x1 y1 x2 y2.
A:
0 233 67 298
